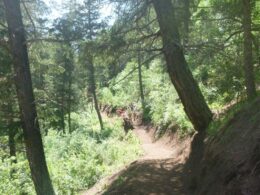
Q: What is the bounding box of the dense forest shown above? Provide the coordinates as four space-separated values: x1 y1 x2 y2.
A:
0 0 259 194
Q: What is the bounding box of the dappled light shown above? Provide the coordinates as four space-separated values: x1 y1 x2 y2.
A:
0 0 259 194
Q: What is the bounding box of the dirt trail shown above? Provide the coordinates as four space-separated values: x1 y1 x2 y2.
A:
133 125 179 160
83 123 190 195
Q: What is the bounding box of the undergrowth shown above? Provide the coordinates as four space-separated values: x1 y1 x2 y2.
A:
99 59 194 136
207 99 252 136
0 110 142 194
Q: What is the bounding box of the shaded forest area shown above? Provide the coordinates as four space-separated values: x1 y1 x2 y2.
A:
0 0 259 194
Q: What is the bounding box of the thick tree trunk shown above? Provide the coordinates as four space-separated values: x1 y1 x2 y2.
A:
242 0 257 100
152 0 212 132
138 52 145 112
3 1 55 194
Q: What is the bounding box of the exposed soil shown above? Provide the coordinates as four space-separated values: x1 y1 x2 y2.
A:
83 123 191 195
194 98 260 195
83 98 260 195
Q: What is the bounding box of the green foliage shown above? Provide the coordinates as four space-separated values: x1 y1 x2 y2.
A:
207 100 250 136
0 110 141 194
1 0 260 193
0 156 35 194
99 59 194 135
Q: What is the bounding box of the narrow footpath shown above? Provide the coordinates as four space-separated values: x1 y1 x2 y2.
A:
84 123 190 195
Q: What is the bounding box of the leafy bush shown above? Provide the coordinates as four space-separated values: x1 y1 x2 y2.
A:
0 157 34 195
0 111 141 194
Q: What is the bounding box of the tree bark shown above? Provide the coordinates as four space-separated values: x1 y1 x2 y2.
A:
183 0 190 46
61 80 66 134
7 105 17 164
93 84 104 130
152 0 212 132
242 0 257 100
7 104 17 177
138 52 145 112
68 75 72 133
87 57 104 130
3 1 55 194
65 44 74 134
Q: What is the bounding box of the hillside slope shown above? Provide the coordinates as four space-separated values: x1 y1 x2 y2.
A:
195 98 260 194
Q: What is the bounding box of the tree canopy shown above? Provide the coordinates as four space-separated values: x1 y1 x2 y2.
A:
0 0 259 194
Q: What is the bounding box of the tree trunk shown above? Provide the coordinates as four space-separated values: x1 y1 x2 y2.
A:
7 105 17 177
65 44 74 134
68 78 72 133
60 72 66 134
93 85 104 130
138 52 145 112
61 87 65 134
242 0 257 100
3 1 55 194
7 105 17 164
183 0 190 46
88 58 104 130
152 0 212 132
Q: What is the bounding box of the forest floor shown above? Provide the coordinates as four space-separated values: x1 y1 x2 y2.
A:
83 122 191 195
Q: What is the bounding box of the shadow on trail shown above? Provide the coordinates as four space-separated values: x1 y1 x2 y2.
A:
103 159 185 195
99 131 206 195
182 131 206 195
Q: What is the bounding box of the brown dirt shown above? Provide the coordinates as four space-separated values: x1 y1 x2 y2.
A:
83 98 260 195
193 98 260 195
82 124 191 195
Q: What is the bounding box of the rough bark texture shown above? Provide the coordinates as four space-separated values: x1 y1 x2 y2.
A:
242 0 257 100
152 0 212 132
4 0 55 194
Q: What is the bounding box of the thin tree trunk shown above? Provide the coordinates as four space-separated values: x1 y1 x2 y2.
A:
3 1 55 194
242 0 257 100
7 105 17 164
66 43 74 134
183 0 190 46
61 75 66 134
8 125 16 162
152 0 212 132
7 105 17 177
138 52 145 112
68 72 72 133
85 1 103 130
252 36 259 68
88 60 104 130
61 93 65 133
93 85 104 130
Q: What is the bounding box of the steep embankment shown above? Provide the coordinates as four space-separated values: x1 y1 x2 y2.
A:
194 98 260 194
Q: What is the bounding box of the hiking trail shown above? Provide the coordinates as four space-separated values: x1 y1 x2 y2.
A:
83 121 191 195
